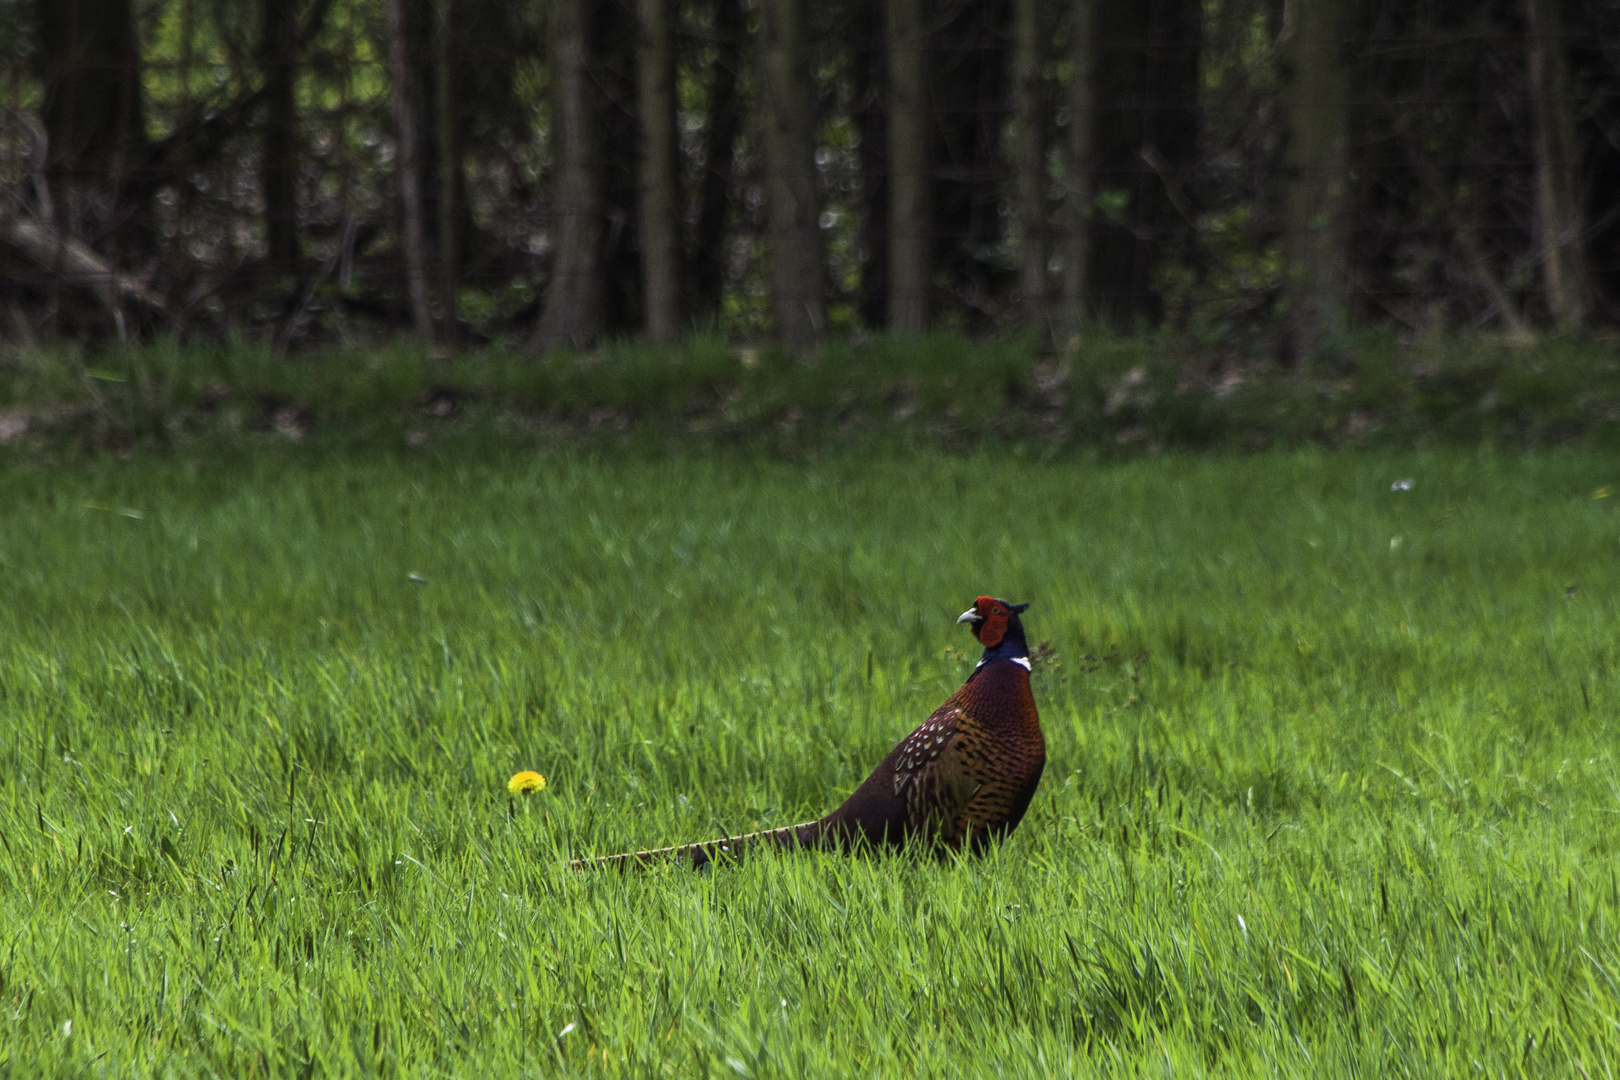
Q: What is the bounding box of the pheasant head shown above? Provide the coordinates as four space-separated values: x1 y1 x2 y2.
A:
957 595 1030 651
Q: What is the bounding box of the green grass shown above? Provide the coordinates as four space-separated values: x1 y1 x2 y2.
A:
2 446 1619 1076
3 329 1619 455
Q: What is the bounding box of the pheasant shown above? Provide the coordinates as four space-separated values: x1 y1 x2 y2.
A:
576 596 1046 870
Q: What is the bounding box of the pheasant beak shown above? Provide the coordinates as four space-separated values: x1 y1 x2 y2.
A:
957 607 984 625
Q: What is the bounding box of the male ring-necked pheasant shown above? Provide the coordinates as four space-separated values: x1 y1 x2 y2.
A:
576 596 1045 869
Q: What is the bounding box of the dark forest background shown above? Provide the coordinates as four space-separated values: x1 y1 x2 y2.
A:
2 0 1619 358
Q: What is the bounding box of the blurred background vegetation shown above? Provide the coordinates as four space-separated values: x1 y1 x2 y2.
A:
0 0 1618 447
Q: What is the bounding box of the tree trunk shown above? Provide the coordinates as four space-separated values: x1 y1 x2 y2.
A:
851 0 888 328
34 0 152 260
1567 4 1620 318
692 0 744 320
1059 0 1096 340
928 0 1011 330
1011 0 1048 323
536 0 603 350
385 0 435 340
433 0 458 340
1526 0 1591 331
757 0 822 352
259 0 299 276
591 0 643 334
637 0 682 342
1280 0 1355 358
1089 0 1200 324
401 0 498 340
886 0 929 333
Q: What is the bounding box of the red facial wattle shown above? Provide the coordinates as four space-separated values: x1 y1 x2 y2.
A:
976 595 1009 649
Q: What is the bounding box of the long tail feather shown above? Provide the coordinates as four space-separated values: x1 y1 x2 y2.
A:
572 820 824 871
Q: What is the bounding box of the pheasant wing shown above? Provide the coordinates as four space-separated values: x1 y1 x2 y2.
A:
891 703 982 840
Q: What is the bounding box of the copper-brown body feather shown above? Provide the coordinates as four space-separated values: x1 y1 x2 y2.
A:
578 652 1045 871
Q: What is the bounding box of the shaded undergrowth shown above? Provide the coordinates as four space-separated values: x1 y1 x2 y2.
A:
1 330 1618 457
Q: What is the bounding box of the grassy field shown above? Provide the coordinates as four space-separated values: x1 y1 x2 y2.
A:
2 446 1618 1077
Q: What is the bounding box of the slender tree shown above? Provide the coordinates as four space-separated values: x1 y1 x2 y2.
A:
1526 0 1591 330
593 0 643 332
692 0 745 320
385 0 434 339
1280 0 1356 357
758 0 822 351
929 0 1012 326
1089 0 1200 323
399 0 528 339
886 0 929 333
850 0 889 328
637 0 682 341
536 0 602 349
1059 0 1096 339
34 0 151 248
1011 0 1048 322
433 0 458 338
259 0 299 276
1568 0 1620 318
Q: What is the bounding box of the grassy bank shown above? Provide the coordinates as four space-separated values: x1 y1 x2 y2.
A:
2 447 1618 1074
2 331 1619 456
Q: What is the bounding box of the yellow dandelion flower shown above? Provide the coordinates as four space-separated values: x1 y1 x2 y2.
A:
508 773 547 799
507 771 546 796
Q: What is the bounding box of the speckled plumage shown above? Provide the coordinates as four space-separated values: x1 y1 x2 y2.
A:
578 596 1046 870
815 656 1045 853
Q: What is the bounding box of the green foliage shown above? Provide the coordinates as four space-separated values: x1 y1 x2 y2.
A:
1 448 1618 1074
2 331 1620 455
